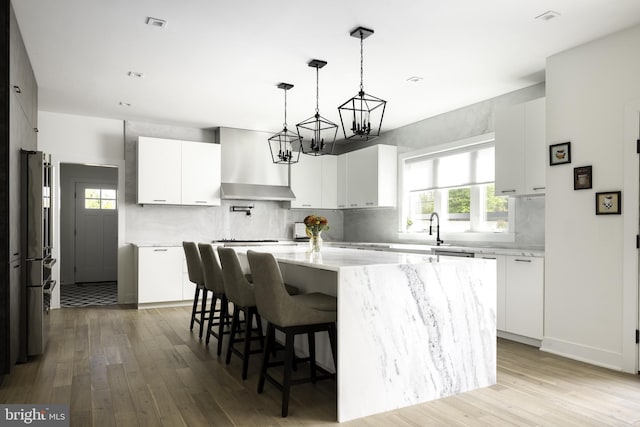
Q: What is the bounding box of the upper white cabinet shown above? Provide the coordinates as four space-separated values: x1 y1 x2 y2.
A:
181 141 222 205
342 144 397 208
290 155 337 209
495 97 546 196
137 137 221 206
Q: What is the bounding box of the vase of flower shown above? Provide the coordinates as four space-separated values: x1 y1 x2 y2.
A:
309 232 323 253
304 214 329 253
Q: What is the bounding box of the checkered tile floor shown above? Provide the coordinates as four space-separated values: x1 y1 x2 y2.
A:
60 282 118 307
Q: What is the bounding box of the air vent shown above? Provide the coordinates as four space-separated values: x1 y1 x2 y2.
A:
119 102 131 107
146 17 167 28
127 71 145 78
535 10 560 21
406 76 423 83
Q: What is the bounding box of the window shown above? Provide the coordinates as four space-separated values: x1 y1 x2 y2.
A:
400 134 512 240
85 188 117 210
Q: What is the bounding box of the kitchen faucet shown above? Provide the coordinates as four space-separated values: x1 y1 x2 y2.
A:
429 212 444 246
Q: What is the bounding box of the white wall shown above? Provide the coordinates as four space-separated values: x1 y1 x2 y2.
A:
36 111 127 307
543 24 640 371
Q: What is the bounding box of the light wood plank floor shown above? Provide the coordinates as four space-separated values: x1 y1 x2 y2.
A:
2 305 640 426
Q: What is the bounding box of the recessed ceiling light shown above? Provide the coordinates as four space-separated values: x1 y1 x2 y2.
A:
146 17 167 28
406 76 423 83
127 71 145 78
535 10 560 21
119 102 131 107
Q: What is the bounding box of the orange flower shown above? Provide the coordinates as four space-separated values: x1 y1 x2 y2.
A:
303 214 329 235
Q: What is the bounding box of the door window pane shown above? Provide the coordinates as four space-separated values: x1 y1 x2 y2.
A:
84 188 117 210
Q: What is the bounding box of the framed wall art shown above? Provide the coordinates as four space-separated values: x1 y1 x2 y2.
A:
595 191 621 215
549 141 571 166
573 166 592 190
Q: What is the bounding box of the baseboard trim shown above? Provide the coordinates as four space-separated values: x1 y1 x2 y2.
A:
540 336 623 371
137 300 192 310
497 330 541 347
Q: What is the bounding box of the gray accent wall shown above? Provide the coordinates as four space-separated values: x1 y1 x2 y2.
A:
124 121 344 244
341 83 546 248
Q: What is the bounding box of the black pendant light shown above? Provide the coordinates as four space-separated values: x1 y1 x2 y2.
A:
268 83 302 164
296 59 338 156
338 27 386 142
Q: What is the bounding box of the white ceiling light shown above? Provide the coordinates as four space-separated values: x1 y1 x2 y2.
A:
535 10 560 21
146 17 167 28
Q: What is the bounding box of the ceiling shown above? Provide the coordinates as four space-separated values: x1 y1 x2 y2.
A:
12 1 640 137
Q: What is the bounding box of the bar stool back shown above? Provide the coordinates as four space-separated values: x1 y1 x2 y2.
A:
217 247 265 380
198 243 232 355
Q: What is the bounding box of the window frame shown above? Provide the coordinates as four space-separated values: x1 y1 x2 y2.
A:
397 132 515 244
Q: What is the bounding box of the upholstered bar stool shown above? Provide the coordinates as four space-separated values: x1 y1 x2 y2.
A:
183 241 209 340
246 250 337 418
217 247 266 380
198 243 232 355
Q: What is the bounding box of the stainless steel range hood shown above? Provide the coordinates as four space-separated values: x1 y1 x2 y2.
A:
219 127 297 202
220 182 296 201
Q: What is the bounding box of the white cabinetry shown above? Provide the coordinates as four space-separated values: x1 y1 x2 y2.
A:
290 155 338 209
337 155 347 208
137 247 185 304
343 144 397 208
495 97 546 196
137 137 221 206
478 253 544 342
504 255 544 340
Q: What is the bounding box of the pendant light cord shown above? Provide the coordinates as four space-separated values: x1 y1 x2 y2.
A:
360 31 364 93
283 88 288 129
315 66 320 114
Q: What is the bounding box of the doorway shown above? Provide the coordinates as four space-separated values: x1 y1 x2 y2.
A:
59 164 118 307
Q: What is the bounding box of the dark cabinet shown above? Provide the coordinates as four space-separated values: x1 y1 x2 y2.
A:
9 5 37 129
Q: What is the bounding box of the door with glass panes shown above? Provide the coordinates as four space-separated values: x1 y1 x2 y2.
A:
74 182 117 283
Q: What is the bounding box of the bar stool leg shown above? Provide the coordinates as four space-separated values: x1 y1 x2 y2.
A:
198 289 208 339
216 296 229 356
205 294 218 345
258 323 274 394
226 308 240 365
308 332 316 383
241 308 253 380
190 287 200 331
282 332 295 417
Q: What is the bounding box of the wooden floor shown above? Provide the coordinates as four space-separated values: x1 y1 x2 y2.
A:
2 305 640 426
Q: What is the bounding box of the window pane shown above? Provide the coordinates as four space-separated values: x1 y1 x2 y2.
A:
438 152 471 188
446 187 471 232
483 184 508 232
85 189 100 198
85 199 100 209
101 189 116 199
476 147 495 183
101 200 116 210
407 190 435 231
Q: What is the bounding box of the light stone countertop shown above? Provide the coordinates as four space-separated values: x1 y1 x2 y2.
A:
130 241 544 257
231 245 478 272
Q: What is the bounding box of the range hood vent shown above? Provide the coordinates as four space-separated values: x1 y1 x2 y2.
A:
221 182 296 201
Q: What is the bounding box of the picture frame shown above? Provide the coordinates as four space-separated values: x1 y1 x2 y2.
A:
573 166 592 190
549 142 571 166
595 191 621 215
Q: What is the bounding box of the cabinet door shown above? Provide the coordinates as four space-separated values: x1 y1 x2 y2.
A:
524 98 546 195
337 155 347 208
346 146 378 208
181 142 221 206
182 259 194 301
9 7 37 128
137 247 183 303
478 255 506 331
290 154 322 208
495 104 525 196
376 145 397 207
137 137 181 204
505 256 544 339
321 155 338 209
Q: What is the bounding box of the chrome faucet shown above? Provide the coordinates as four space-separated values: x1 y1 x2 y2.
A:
429 212 444 246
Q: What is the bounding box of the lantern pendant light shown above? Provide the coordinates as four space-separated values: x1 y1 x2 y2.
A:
296 59 338 156
338 26 387 142
268 83 302 164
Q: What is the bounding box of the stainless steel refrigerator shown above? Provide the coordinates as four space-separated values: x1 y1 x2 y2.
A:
21 150 56 359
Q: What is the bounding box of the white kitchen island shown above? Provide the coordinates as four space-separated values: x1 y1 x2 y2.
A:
234 245 496 422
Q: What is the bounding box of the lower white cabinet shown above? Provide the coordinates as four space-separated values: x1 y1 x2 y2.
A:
480 254 544 341
137 246 192 304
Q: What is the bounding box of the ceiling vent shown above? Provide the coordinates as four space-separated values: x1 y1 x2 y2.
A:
146 17 167 28
535 10 560 21
127 71 144 78
406 76 423 83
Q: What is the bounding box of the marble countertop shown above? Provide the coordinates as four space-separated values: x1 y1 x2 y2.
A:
232 245 480 272
131 241 544 257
